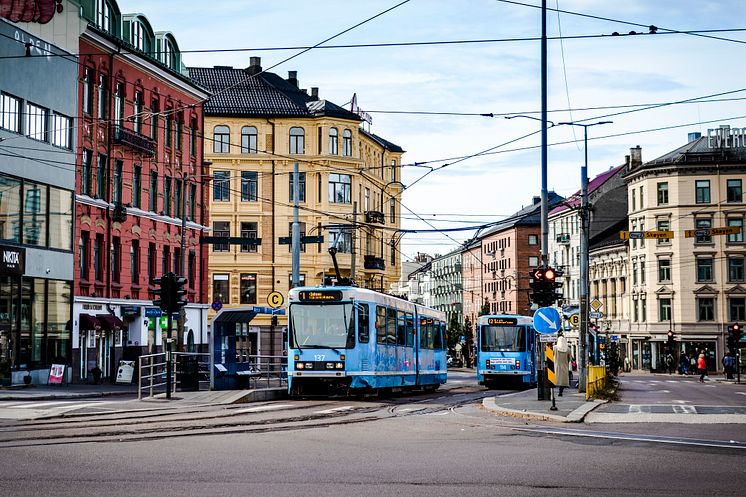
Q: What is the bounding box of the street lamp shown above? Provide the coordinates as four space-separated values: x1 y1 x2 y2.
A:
556 120 612 392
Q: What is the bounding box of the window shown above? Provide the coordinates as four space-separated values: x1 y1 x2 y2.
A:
188 251 195 289
213 221 230 252
697 257 713 282
165 110 172 148
328 174 352 204
632 261 638 285
695 218 712 243
728 256 745 282
239 273 257 304
150 99 159 141
174 179 182 218
25 102 48 142
728 218 743 243
0 93 21 133
97 73 107 119
79 231 90 280
149 171 158 212
21 183 44 246
727 179 742 203
147 243 156 282
658 181 668 205
132 20 146 51
133 165 142 208
213 125 230 153
83 68 93 116
376 306 387 345
528 234 538 245
213 274 230 304
343 129 352 156
96 0 112 32
241 172 258 202
730 298 746 321
96 153 107 199
659 298 671 322
288 222 306 252
94 234 104 282
658 258 671 283
114 82 124 127
640 261 646 284
48 186 73 251
175 113 182 152
698 298 715 321
161 246 170 276
189 183 196 221
112 236 121 283
328 227 352 253
529 256 539 267
389 197 396 223
240 222 258 253
641 299 647 322
639 186 644 209
240 126 257 153
81 149 93 196
695 180 711 203
213 171 230 201
113 160 123 204
133 90 143 134
657 219 670 245
357 304 369 343
364 188 370 211
631 189 636 211
163 176 172 216
130 241 140 286
391 160 397 182
633 299 638 322
289 127 305 154
288 273 306 289
190 117 197 156
51 113 72 149
328 127 338 155
289 172 305 202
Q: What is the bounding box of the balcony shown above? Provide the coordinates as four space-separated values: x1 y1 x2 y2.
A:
112 125 156 156
556 233 571 244
365 211 385 224
364 255 385 270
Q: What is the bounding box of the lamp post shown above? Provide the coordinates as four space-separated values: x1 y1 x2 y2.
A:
556 120 612 393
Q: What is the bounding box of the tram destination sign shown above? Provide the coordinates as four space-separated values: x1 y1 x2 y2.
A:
487 317 518 325
298 290 343 301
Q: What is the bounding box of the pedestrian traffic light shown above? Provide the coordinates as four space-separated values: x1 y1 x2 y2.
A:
152 273 174 312
667 329 674 348
172 276 188 311
728 322 742 353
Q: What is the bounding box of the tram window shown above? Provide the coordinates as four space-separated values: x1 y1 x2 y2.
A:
357 304 369 343
405 313 414 347
433 321 443 350
396 311 406 345
376 306 387 344
420 320 432 349
387 308 397 345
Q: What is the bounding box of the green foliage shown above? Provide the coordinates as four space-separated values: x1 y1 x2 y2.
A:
446 314 462 352
605 339 621 377
478 298 490 317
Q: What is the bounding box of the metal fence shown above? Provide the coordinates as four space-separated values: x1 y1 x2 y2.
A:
235 355 288 389
138 352 210 400
585 365 607 400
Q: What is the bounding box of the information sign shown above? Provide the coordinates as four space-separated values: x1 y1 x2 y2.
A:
48 364 65 384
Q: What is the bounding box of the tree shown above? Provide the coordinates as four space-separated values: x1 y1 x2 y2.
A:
447 314 463 365
463 315 474 367
478 298 490 317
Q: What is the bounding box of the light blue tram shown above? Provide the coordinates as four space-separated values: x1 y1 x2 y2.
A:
476 314 537 389
287 286 447 396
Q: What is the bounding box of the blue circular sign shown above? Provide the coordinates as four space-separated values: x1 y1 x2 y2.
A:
211 300 223 312
533 307 561 334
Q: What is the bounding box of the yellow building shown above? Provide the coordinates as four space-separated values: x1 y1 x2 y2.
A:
190 58 403 355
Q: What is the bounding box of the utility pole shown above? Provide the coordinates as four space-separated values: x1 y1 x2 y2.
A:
351 201 357 281
178 174 187 352
540 0 548 266
557 120 612 392
291 162 300 288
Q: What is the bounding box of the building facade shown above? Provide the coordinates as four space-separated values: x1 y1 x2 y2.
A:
0 18 77 384
189 58 403 357
431 250 462 326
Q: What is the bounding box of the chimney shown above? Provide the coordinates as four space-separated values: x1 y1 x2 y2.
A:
245 57 262 75
533 196 541 205
311 87 319 100
625 155 630 166
630 145 642 167
688 131 702 142
287 71 298 87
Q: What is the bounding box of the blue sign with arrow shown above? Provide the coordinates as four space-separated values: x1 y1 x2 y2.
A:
533 307 561 334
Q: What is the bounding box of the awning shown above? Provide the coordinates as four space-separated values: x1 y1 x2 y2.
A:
79 313 100 330
212 309 258 324
97 313 124 330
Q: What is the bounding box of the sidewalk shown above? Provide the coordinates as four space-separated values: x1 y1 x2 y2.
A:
482 387 606 423
0 383 139 401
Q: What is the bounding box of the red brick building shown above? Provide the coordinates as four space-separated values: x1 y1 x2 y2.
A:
72 3 210 382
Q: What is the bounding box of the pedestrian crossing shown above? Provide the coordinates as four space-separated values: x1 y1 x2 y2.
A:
0 400 114 420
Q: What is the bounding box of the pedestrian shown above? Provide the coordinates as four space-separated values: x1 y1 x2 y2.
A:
697 353 707 383
689 354 697 376
679 354 689 375
554 334 570 396
623 356 630 373
722 352 736 380
665 352 674 374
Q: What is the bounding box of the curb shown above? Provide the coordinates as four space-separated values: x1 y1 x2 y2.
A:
482 396 606 423
0 390 137 402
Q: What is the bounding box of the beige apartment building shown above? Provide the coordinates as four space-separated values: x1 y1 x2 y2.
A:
190 58 402 354
626 128 746 372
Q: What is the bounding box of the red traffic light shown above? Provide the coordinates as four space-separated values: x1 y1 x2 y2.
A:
667 330 673 338
544 268 556 280
734 323 741 331
532 269 544 280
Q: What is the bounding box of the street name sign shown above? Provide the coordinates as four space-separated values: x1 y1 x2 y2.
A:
619 230 674 240
533 307 561 334
589 311 603 319
684 226 741 238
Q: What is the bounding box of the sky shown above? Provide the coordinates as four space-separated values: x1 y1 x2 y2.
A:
122 0 746 260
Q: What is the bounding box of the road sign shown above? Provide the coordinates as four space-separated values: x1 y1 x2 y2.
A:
267 291 284 308
590 298 603 311
619 230 674 240
589 311 603 319
539 334 558 342
610 335 619 342
211 300 223 312
684 226 741 238
569 314 580 327
533 307 561 334
144 307 162 317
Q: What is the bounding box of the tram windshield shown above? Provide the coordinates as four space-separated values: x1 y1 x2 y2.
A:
289 303 355 349
480 325 526 352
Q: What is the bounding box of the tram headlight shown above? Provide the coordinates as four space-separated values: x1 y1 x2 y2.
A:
305 362 314 369
335 362 344 369
325 362 335 370
296 362 304 369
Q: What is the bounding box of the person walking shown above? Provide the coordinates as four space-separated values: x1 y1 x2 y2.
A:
722 352 736 380
697 352 707 383
665 352 674 374
689 353 697 376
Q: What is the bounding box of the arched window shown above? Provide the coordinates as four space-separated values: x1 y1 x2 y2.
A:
289 127 305 154
343 129 352 156
96 0 113 32
213 125 230 153
241 126 258 153
328 127 338 155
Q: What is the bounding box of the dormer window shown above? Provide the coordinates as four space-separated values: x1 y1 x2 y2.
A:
96 0 113 33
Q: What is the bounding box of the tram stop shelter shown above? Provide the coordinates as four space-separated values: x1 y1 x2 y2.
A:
211 307 286 390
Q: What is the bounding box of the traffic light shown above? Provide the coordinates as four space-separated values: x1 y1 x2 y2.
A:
728 323 742 353
152 272 174 312
528 265 563 307
172 276 188 311
667 329 674 348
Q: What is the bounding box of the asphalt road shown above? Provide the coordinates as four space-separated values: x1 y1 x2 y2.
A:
0 371 744 496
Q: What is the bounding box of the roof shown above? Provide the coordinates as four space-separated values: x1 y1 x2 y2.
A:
550 163 626 215
360 128 405 153
480 191 564 237
188 65 361 120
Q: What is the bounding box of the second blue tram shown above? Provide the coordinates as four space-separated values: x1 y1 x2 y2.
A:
476 314 537 388
287 286 447 396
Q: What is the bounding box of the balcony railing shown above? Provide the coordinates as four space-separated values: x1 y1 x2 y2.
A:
364 255 386 270
556 233 571 244
112 125 156 156
365 211 385 224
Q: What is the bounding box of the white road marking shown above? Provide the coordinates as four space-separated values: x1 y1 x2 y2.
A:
736 392 746 396
232 404 293 414
8 401 80 409
315 406 356 414
660 390 671 393
398 407 426 413
629 404 642 414
672 405 697 414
